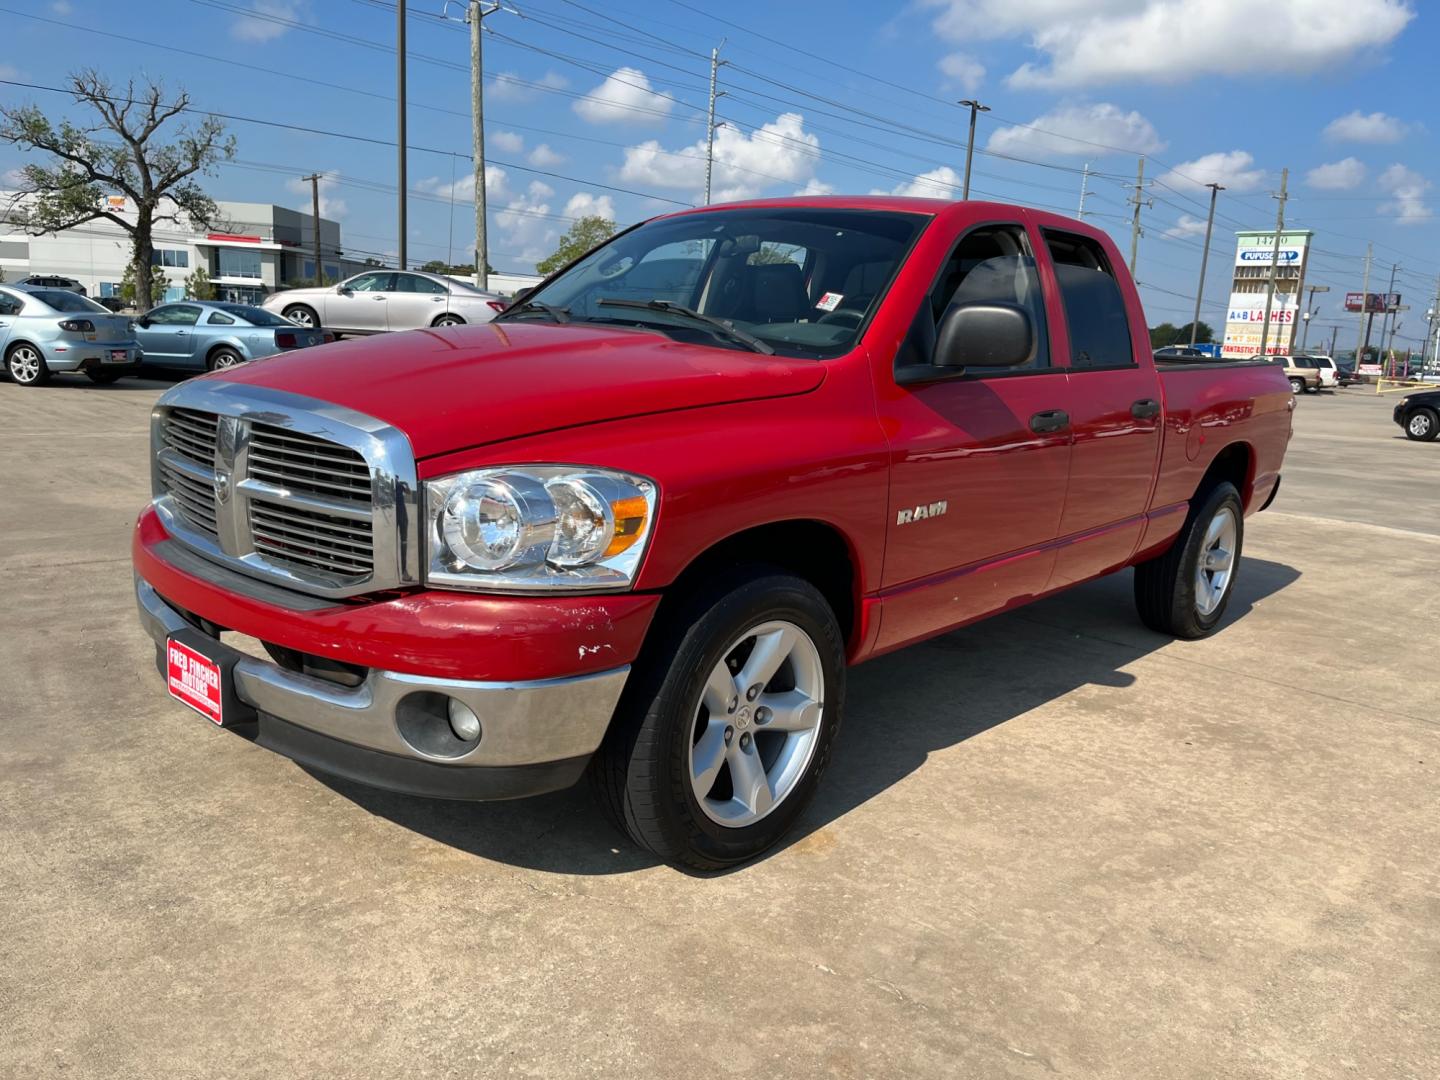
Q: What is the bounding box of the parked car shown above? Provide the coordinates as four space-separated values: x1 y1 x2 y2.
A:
1336 364 1363 387
18 274 87 295
0 284 141 386
132 197 1292 869
260 270 507 336
1254 353 1321 394
134 301 331 372
1153 345 1207 360
1307 354 1339 388
95 297 129 313
1393 389 1440 441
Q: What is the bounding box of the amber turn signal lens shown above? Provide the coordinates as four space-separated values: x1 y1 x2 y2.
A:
604 495 650 557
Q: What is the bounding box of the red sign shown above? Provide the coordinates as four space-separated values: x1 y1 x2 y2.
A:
207 232 263 244
166 638 223 725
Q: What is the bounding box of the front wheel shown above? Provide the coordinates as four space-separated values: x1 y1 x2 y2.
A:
1405 408 1439 441
433 314 464 327
1289 377 1304 394
591 570 845 870
6 344 50 386
207 347 245 372
1134 481 1244 640
282 304 318 329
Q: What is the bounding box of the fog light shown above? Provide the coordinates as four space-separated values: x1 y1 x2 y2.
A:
447 698 481 742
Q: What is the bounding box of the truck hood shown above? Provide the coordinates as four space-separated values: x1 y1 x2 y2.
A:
212 321 827 459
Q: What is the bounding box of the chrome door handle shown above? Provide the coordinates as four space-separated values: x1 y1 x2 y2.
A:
1131 398 1160 419
1029 409 1070 434
373 295 388 301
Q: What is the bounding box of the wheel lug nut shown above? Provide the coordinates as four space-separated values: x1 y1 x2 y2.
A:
746 684 761 701
724 726 734 743
755 707 770 725
727 695 738 713
740 732 752 750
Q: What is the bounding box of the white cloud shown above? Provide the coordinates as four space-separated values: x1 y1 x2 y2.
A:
1306 157 1367 190
51 0 73 14
1323 110 1409 143
563 192 616 221
574 67 672 125
986 103 1163 159
285 169 347 220
230 0 304 43
924 0 1413 88
875 166 964 199
527 143 565 168
487 71 567 104
1377 163 1430 224
795 178 835 196
1163 214 1210 239
0 64 20 81
619 112 820 202
495 180 560 263
490 130 524 154
937 52 985 95
1158 150 1265 193
414 165 510 203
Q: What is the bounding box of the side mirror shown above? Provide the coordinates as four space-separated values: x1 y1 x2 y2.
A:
335 283 349 294
136 316 150 328
933 302 1034 369
511 286 535 305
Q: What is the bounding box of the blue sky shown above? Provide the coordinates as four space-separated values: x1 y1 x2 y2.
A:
0 0 1434 346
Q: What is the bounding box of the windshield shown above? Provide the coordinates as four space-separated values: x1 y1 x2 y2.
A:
500 207 930 358
217 303 290 326
29 290 108 314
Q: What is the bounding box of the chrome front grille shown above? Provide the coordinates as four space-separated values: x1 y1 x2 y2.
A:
149 384 418 599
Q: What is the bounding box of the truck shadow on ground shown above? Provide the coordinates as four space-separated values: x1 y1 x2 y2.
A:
312 557 1300 876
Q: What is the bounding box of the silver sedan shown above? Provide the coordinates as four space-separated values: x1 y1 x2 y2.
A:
0 285 142 386
134 301 329 373
261 270 507 336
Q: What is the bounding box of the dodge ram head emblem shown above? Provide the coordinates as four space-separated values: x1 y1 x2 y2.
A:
896 501 947 525
214 467 231 503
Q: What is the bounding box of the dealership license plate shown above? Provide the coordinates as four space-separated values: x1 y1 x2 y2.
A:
166 636 225 725
105 349 129 363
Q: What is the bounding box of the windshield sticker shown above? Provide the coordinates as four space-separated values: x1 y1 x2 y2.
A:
816 292 843 312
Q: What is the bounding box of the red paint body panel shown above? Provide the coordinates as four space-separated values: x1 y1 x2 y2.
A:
135 196 1293 685
133 508 660 681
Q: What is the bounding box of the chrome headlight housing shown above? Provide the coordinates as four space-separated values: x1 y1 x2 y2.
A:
425 466 657 592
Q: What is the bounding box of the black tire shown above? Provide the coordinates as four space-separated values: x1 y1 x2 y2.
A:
86 368 124 384
282 304 318 329
206 347 245 372
591 568 846 870
1134 481 1244 640
433 314 465 327
1303 382 1317 394
6 343 50 386
1288 377 1304 394
1404 407 1439 442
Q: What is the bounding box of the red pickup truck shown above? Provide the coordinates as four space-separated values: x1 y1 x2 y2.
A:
133 197 1292 868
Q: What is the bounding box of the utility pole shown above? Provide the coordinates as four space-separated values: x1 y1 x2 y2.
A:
1376 263 1399 359
1355 243 1372 369
958 99 989 200
1298 283 1330 352
1328 325 1339 359
467 1 500 289
301 173 324 284
704 43 726 206
396 0 407 271
1430 272 1440 368
1257 167 1289 358
1077 162 1090 219
1189 182 1224 347
1127 156 1149 276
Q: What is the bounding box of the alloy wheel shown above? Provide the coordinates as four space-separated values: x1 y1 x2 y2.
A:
1195 506 1238 617
1410 412 1433 438
688 620 825 827
9 347 41 384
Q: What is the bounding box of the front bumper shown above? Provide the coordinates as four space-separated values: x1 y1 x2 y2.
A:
44 341 142 373
136 575 631 800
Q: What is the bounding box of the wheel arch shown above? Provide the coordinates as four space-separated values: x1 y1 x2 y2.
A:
653 518 863 652
1196 441 1254 510
431 311 466 326
204 338 248 364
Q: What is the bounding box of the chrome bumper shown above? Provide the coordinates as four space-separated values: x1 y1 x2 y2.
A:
135 576 629 774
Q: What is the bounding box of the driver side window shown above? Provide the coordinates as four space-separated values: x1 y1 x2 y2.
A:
346 273 393 293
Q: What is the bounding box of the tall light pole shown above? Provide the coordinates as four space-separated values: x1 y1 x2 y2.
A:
396 0 407 271
958 99 989 200
1189 182 1224 347
704 43 726 206
1298 283 1329 351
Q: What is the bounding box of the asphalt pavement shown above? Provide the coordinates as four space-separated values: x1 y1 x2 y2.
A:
1 375 1436 1079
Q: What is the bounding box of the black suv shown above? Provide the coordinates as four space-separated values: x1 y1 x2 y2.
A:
1394 390 1440 441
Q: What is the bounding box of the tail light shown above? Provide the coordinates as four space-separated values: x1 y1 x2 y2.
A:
275 331 298 348
58 319 95 332
486 300 506 313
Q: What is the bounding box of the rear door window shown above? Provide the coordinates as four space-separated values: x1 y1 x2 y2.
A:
1043 231 1135 370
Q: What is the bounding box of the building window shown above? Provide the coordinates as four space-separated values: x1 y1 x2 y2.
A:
150 249 190 268
99 282 122 298
302 260 342 282
218 248 262 279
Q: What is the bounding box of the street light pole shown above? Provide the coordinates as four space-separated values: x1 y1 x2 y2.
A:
1189 182 1223 347
1298 283 1330 352
958 99 989 200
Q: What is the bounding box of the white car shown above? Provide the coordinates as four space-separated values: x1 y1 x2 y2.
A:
1308 354 1339 388
261 270 507 336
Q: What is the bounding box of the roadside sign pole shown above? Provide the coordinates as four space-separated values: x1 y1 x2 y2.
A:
1354 243 1372 368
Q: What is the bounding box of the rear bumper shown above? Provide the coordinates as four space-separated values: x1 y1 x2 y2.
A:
136 575 626 800
43 341 142 372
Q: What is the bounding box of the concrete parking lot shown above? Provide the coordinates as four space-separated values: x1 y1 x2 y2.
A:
2 375 1436 1079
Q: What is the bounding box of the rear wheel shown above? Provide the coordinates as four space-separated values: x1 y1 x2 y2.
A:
1288 377 1304 394
1406 407 1439 441
1134 481 1244 640
433 314 464 327
206 347 245 372
6 343 49 386
591 569 845 870
282 304 318 329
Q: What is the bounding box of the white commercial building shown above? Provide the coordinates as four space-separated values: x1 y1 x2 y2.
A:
0 195 365 304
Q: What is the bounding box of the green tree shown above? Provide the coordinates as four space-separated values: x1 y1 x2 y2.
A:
1175 320 1214 344
121 261 168 306
184 264 215 300
420 258 495 276
0 70 235 312
536 215 616 276
1148 322 1180 348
